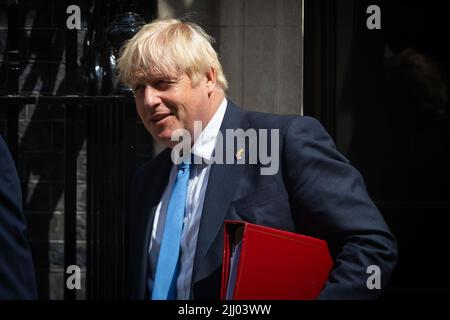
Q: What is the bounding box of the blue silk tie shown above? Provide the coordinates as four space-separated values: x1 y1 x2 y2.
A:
152 162 191 300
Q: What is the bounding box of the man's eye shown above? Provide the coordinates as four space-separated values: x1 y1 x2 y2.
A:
154 80 172 88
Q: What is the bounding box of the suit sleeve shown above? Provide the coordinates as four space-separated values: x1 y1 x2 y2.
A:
281 117 398 299
0 137 38 299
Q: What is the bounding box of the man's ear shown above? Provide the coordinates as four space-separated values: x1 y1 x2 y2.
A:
205 67 217 95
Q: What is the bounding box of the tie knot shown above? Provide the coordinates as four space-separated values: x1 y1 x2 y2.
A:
178 162 191 175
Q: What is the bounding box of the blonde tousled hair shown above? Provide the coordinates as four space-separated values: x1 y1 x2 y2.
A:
117 18 228 91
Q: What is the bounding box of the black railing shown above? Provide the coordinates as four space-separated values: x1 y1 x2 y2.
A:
85 96 137 299
1 0 152 299
1 94 137 299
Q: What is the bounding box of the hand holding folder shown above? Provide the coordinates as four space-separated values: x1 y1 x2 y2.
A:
221 221 333 300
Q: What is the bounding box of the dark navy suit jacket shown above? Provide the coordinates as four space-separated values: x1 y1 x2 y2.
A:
0 136 37 299
126 101 398 299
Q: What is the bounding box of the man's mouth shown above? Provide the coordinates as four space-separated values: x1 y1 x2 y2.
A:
151 113 171 124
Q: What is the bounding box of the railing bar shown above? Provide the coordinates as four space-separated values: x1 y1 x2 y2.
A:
86 103 95 299
109 102 116 299
5 2 19 160
118 102 125 298
100 103 107 299
63 0 79 300
63 102 77 301
113 102 118 298
93 103 100 299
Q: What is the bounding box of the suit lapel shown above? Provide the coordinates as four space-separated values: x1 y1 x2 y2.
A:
192 102 248 284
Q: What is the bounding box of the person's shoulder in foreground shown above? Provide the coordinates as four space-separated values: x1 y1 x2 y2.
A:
0 136 38 299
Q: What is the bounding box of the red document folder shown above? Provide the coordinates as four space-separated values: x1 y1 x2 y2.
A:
221 220 333 300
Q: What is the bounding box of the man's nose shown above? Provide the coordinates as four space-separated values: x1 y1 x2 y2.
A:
143 85 161 108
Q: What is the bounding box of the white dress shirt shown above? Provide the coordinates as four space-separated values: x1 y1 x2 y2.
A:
148 98 228 299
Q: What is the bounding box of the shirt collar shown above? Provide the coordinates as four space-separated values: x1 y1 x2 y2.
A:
191 97 227 162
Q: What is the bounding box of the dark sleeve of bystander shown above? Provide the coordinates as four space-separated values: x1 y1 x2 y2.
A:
0 136 38 299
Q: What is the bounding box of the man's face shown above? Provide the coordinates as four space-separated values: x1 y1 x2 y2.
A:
133 73 212 148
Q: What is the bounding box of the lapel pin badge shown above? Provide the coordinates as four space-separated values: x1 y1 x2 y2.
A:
236 148 244 160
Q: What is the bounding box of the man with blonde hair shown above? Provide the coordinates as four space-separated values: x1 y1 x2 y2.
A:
118 18 397 300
